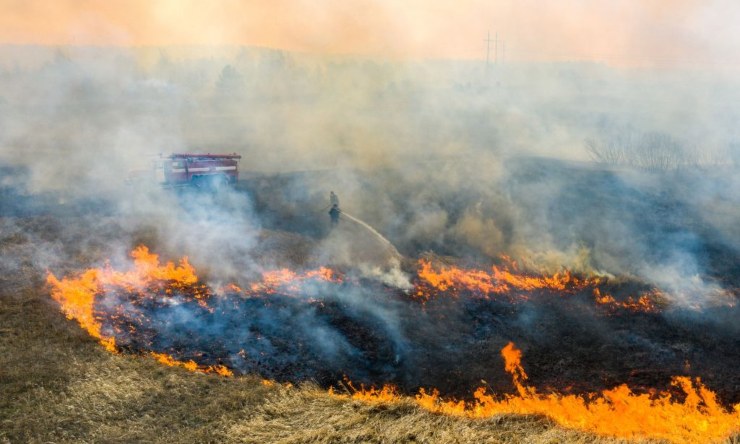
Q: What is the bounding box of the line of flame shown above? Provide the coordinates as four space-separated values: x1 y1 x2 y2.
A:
336 342 740 444
415 259 661 312
48 248 739 442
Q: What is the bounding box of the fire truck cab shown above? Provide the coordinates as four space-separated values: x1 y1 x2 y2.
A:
156 153 241 188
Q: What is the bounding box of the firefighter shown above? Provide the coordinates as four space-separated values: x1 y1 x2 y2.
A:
330 191 339 208
329 203 341 228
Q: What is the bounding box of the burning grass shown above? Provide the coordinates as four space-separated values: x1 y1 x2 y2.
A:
336 343 740 444
39 244 740 443
0 270 640 444
415 258 665 313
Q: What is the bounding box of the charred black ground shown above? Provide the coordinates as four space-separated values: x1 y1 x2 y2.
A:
97 274 740 407
4 158 739 409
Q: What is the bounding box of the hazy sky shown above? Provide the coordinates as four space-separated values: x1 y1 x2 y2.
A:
1 0 739 67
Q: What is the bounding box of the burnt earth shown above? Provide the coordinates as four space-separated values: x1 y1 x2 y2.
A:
98 278 740 407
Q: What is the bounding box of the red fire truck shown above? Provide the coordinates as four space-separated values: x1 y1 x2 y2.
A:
155 153 242 188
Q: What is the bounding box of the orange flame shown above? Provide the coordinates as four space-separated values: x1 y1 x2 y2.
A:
47 248 739 441
47 246 341 375
341 342 740 444
248 267 339 294
417 259 508 295
416 259 660 313
47 246 198 352
150 352 233 376
47 269 117 352
102 246 198 290
593 288 659 313
416 259 596 298
342 381 400 403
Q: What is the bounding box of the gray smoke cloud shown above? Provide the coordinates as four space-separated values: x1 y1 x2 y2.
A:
1 43 739 409
1 44 738 306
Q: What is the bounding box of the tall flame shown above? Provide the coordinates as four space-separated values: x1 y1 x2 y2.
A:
47 268 117 352
341 342 740 444
47 246 197 352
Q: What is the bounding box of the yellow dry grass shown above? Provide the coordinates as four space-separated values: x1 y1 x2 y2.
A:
1 218 738 444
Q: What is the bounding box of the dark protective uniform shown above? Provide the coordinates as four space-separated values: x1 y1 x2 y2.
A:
329 204 341 227
330 191 339 207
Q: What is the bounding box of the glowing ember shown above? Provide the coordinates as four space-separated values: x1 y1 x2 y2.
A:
592 288 659 313
248 267 339 294
341 343 740 444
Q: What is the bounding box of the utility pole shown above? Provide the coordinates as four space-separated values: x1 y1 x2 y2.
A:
485 31 493 69
495 32 498 64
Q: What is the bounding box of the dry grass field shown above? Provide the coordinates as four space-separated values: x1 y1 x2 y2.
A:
0 214 682 444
